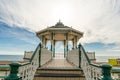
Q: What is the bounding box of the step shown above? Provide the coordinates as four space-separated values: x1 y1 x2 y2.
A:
34 73 84 77
36 68 83 74
34 73 85 80
34 77 86 80
34 68 85 80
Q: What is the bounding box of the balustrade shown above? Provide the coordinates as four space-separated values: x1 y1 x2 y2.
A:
4 43 52 80
66 44 114 80
80 44 113 80
41 48 52 66
1 43 114 80
67 48 79 67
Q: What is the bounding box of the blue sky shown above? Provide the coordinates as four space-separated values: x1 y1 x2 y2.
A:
0 21 119 56
0 0 120 56
0 22 40 55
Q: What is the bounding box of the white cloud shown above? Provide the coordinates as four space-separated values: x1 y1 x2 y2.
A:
0 25 39 45
0 0 120 45
8 30 39 44
106 43 120 52
55 41 64 53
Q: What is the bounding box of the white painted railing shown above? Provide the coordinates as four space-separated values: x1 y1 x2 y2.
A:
24 51 33 60
41 48 52 65
67 49 79 67
0 65 10 79
18 44 40 80
18 44 52 80
66 44 102 80
81 45 102 80
1 43 53 80
3 43 114 80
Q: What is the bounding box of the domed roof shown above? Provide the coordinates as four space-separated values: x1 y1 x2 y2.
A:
50 20 69 28
36 21 83 40
55 20 64 27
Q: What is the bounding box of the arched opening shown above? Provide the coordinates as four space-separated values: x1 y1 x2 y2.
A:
46 40 51 50
55 41 64 59
68 41 73 51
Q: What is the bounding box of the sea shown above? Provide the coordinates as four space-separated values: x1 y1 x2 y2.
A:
0 55 120 62
0 55 24 61
96 56 120 62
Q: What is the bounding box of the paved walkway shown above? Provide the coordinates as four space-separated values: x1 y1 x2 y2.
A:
41 58 77 69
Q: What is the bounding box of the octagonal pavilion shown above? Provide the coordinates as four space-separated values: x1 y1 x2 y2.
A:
36 21 83 57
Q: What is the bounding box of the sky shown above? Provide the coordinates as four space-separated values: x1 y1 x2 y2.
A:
0 0 120 56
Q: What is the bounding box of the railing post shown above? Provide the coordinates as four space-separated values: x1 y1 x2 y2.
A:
5 62 21 80
101 64 114 80
39 43 42 67
78 43 81 68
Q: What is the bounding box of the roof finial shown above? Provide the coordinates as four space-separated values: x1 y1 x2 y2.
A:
59 19 61 23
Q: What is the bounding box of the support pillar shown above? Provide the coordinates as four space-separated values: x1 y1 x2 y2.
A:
65 33 69 57
42 36 46 48
67 33 69 52
51 33 55 57
45 38 47 48
72 38 75 49
50 34 52 51
78 43 81 68
53 40 56 57
39 43 42 67
64 40 66 58
75 36 78 48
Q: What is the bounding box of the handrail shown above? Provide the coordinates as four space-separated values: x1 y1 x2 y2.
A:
80 44 113 80
18 43 40 67
30 43 41 62
4 43 52 80
0 65 10 69
0 76 6 78
81 46 91 64
18 43 41 67
18 43 41 80
4 43 41 80
81 45 100 67
79 44 102 80
111 67 120 79
0 65 10 80
112 67 120 71
2 42 114 80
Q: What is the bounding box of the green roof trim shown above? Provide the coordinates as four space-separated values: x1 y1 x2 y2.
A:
0 65 10 68
112 67 120 71
0 76 6 78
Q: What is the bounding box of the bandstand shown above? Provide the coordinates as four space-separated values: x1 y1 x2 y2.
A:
36 21 83 58
0 21 114 80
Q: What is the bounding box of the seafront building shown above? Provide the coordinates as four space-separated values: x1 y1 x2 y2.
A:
0 21 120 80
